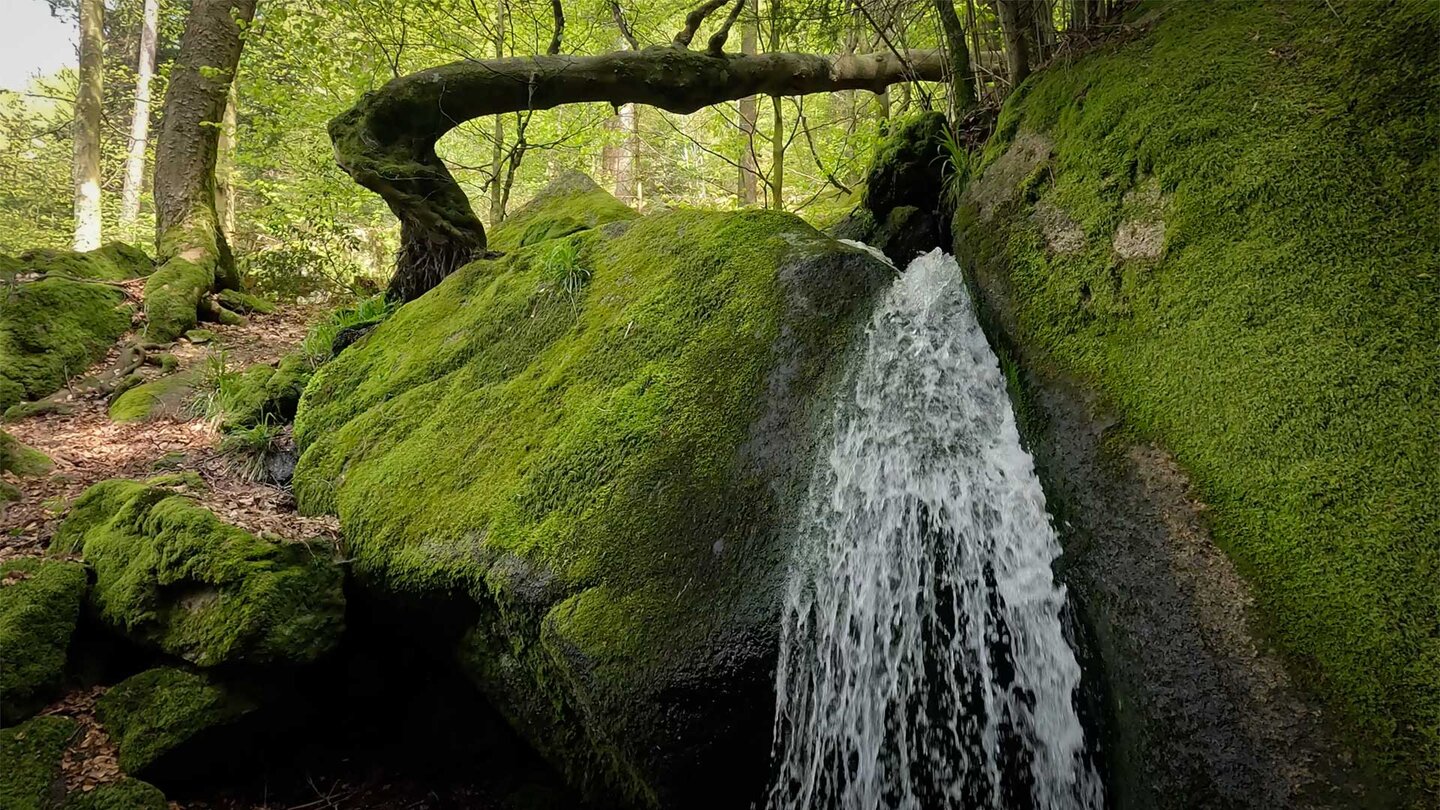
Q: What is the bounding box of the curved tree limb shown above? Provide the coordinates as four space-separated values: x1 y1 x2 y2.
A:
674 0 730 48
331 47 945 300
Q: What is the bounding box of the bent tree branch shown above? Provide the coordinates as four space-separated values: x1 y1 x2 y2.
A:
330 47 945 301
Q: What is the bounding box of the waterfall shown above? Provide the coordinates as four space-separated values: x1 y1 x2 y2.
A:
767 249 1103 810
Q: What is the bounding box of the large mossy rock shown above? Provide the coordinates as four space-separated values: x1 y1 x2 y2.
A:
52 479 345 667
486 170 639 252
97 667 257 777
2 429 53 502
0 558 87 723
953 0 1438 802
293 179 892 806
0 715 76 810
0 243 153 412
829 111 950 264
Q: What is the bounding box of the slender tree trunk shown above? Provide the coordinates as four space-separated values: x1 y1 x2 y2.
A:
933 0 975 113
72 0 104 251
768 0 783 210
488 1 507 225
616 103 638 204
737 0 759 206
120 0 160 234
148 0 258 341
214 81 238 239
996 0 1031 87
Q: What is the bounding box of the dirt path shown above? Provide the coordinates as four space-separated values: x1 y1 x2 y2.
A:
0 303 338 561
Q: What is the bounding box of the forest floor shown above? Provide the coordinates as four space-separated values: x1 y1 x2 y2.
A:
0 303 361 809
0 303 339 565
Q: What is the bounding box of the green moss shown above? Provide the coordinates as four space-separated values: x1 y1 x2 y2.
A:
0 243 152 409
52 479 345 666
184 329 217 344
295 201 889 801
954 0 1439 790
860 110 949 219
0 715 76 810
107 372 199 424
212 353 312 431
96 667 256 775
60 779 166 810
215 289 275 315
0 558 87 723
1 429 52 478
487 171 639 253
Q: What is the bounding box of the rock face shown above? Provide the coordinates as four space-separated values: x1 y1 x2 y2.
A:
953 0 1436 804
293 175 892 806
0 242 153 412
53 478 345 667
0 558 87 723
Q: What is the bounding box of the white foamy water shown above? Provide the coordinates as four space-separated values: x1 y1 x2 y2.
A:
768 249 1103 810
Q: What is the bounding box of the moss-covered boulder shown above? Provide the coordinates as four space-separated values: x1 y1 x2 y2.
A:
53 479 345 667
953 0 1438 799
215 289 274 315
0 715 76 810
216 353 311 431
0 243 152 411
293 179 891 806
97 667 257 777
2 429 53 502
107 372 199 423
0 558 87 724
829 111 950 263
486 170 639 252
60 779 167 810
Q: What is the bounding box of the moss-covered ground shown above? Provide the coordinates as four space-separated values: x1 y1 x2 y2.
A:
954 0 1438 789
0 243 152 411
52 478 345 667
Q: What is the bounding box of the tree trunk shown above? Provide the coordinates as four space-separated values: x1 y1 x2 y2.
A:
767 0 784 211
147 0 257 341
120 0 159 233
487 0 507 226
331 47 945 301
72 0 104 251
737 0 759 206
996 0 1031 88
616 103 638 205
215 80 238 239
933 0 975 113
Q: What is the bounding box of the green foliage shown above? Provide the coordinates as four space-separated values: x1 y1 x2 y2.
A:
0 558 88 723
0 715 76 810
52 478 346 667
219 418 285 482
299 294 394 366
955 0 1439 789
535 237 590 310
96 667 256 775
0 243 152 410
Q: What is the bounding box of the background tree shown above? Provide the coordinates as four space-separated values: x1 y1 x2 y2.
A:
72 0 104 249
119 0 159 232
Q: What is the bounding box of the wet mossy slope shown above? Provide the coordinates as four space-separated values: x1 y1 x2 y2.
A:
954 0 1438 790
293 176 891 806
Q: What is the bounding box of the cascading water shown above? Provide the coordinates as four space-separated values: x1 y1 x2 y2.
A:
767 249 1103 810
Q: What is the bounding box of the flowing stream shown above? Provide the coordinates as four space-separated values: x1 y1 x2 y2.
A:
767 249 1103 810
